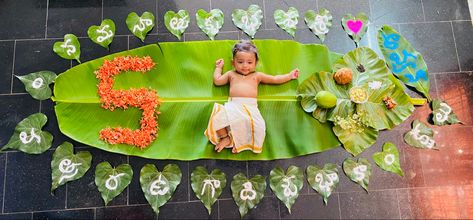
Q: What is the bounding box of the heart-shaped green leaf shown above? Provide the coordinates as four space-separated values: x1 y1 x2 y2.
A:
196 9 224 40
53 34 81 63
333 113 379 156
95 162 133 205
232 5 263 38
231 173 266 218
304 8 332 42
1 113 53 154
372 142 404 176
140 164 182 216
87 19 116 49
378 25 431 101
306 163 339 205
341 13 369 47
404 120 437 150
190 166 226 214
274 7 299 37
126 12 155 42
343 158 371 192
431 99 462 125
51 142 92 192
15 71 57 100
164 10 190 40
269 166 303 213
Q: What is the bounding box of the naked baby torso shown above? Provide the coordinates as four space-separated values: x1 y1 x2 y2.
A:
229 71 259 98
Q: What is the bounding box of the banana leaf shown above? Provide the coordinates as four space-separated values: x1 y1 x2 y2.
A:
53 40 341 160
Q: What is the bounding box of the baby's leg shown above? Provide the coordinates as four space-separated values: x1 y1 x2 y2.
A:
215 127 231 152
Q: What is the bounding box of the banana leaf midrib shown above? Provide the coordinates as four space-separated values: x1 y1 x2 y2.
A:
52 96 300 104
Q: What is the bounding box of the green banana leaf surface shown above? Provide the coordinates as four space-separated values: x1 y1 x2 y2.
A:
53 40 342 160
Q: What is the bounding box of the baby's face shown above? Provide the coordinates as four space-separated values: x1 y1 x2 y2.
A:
232 51 257 75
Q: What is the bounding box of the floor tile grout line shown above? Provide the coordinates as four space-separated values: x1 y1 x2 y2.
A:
30 212 33 220
187 161 190 201
337 192 342 219
450 21 462 72
420 0 426 22
277 197 281 219
263 0 267 30
2 153 8 214
101 0 104 21
94 208 97 220
395 188 401 219
126 155 129 205
217 199 220 220
39 100 42 113
10 40 16 94
315 0 319 11
45 0 49 39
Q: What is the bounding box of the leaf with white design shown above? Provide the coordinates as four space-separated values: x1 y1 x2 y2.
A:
126 12 155 42
140 164 181 216
51 142 92 192
304 8 332 42
306 163 339 205
53 34 81 63
87 19 116 49
404 120 437 150
95 162 133 205
431 99 462 126
231 173 266 218
232 5 263 38
343 158 371 192
190 166 226 215
1 113 53 154
341 13 369 47
164 10 190 40
372 142 404 176
269 166 303 213
274 7 299 37
196 9 224 40
16 71 57 100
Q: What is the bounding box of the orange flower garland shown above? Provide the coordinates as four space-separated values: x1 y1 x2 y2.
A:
95 56 159 149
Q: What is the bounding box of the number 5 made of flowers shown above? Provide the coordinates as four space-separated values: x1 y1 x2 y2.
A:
95 56 160 149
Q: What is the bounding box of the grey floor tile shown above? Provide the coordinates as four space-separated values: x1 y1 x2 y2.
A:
280 194 340 219
452 21 473 72
128 34 179 49
218 196 280 219
0 0 47 40
159 200 218 219
33 209 94 220
96 204 156 220
0 213 32 220
435 72 473 125
72 35 128 65
423 0 471 21
103 0 158 35
0 41 14 94
0 154 5 212
370 0 424 24
339 189 400 219
184 31 239 41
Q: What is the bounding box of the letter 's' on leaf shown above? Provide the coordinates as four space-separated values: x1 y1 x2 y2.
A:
53 34 81 63
196 9 224 40
126 12 155 42
140 164 181 216
232 5 263 38
274 7 299 37
16 71 57 100
231 173 266 218
431 99 462 125
404 120 437 150
372 142 404 176
51 142 92 192
190 166 226 214
87 19 116 49
304 8 332 42
1 113 53 154
95 162 133 205
341 13 369 47
269 166 303 213
306 163 339 205
164 10 190 40
343 158 371 192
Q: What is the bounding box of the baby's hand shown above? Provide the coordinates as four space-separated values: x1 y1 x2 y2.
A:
290 68 299 79
215 59 224 69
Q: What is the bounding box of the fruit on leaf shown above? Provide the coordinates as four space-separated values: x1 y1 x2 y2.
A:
315 90 337 108
333 68 353 85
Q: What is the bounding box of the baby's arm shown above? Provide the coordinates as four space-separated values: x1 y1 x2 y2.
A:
213 59 230 86
258 69 299 84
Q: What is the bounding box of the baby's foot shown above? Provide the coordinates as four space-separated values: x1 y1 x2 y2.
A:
232 147 238 154
215 136 231 153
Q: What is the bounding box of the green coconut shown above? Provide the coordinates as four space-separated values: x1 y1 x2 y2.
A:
315 90 337 108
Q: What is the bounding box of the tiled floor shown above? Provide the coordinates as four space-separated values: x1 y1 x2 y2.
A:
0 0 472 219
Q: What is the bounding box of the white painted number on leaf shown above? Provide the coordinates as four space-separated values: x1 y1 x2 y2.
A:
281 176 297 197
149 174 169 196
19 128 41 144
96 25 114 43
315 172 338 192
241 14 259 33
169 16 189 31
201 179 221 198
353 165 367 181
58 159 82 183
435 103 452 123
240 181 256 201
410 123 435 148
60 39 76 56
204 16 219 35
105 173 125 190
384 154 395 165
31 78 44 89
133 18 153 32
310 15 330 35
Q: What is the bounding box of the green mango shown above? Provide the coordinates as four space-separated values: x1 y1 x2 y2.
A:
315 90 337 108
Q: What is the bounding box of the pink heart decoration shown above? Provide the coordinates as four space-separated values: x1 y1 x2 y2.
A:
347 20 363 34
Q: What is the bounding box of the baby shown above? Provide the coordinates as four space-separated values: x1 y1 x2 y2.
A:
204 40 299 153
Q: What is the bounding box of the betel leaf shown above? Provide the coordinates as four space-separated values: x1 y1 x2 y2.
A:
1 113 53 154
140 164 182 216
53 34 81 63
232 5 263 38
343 158 371 192
306 163 339 205
378 25 431 101
231 173 266 218
372 142 404 176
126 12 155 42
341 13 369 47
196 9 224 40
16 71 57 100
190 166 226 215
333 115 379 156
431 99 462 125
269 166 303 213
274 7 299 37
53 40 342 161
95 162 133 205
164 10 190 40
404 120 437 150
51 142 92 192
87 19 116 49
304 8 332 42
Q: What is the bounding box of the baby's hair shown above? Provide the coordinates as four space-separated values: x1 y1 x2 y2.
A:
232 40 259 61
